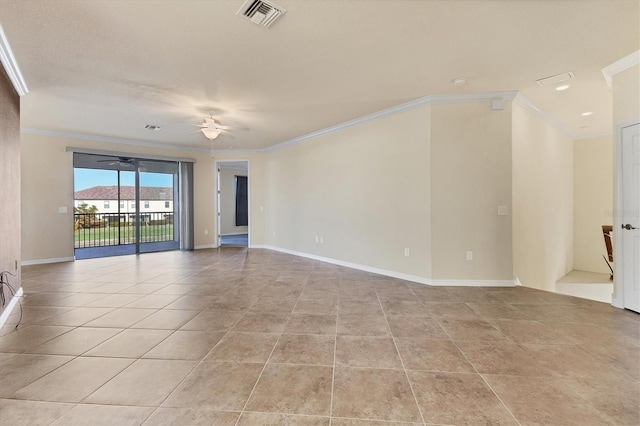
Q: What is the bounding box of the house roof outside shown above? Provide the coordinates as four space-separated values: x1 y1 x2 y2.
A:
74 186 173 201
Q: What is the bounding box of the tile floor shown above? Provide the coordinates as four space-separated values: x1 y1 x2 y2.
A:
0 248 638 425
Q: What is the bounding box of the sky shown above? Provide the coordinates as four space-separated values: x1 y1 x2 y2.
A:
74 168 174 191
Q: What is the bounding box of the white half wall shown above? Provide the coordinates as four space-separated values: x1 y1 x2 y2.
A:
512 103 574 291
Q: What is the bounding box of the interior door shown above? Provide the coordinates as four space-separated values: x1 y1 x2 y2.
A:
621 123 640 312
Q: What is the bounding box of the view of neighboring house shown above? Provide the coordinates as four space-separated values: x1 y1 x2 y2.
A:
74 186 174 214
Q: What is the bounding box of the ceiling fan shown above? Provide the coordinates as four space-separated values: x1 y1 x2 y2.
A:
96 157 135 167
197 115 231 140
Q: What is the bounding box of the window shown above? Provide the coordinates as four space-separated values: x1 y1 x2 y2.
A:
165 201 170 208
131 202 135 209
120 202 124 209
104 201 110 209
144 201 150 209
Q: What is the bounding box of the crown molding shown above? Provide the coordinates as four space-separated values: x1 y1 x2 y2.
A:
21 128 212 154
0 25 28 96
23 90 581 155
602 50 640 89
513 92 575 139
573 131 613 140
263 91 519 152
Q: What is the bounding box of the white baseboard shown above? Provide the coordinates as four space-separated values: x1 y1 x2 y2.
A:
194 244 217 250
0 287 23 330
21 257 74 266
252 245 515 288
430 279 516 287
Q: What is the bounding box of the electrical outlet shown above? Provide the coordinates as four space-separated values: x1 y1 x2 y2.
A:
204 229 209 235
497 205 509 216
315 236 319 243
404 248 410 257
58 207 67 213
320 237 324 243
466 251 473 260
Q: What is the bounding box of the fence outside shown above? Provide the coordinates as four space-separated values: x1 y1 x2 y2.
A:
74 212 175 248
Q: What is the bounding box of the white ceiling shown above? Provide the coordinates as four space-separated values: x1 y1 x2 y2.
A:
1 0 638 151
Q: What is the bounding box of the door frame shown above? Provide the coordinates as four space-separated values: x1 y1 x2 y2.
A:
612 120 640 308
214 159 251 247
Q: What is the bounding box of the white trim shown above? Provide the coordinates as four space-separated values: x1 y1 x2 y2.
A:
0 25 28 96
253 245 516 288
214 159 251 248
194 244 217 250
21 128 211 154
602 50 640 89
260 245 433 285
612 120 640 309
514 276 523 286
220 232 249 236
573 131 613 140
513 92 575 139
0 287 23 330
22 90 574 156
430 279 516 287
263 91 519 153
21 257 75 266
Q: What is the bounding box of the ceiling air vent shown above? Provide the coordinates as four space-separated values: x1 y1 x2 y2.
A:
536 72 574 87
237 0 286 28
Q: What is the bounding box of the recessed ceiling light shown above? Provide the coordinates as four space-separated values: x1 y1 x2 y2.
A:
555 84 570 91
452 78 467 87
581 111 593 116
144 124 162 131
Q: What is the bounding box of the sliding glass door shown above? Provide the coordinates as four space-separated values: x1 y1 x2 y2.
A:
73 153 180 259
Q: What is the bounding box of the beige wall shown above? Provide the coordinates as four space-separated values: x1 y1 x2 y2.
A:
430 103 513 281
21 133 216 261
573 136 613 274
512 103 574 291
0 64 21 313
612 64 640 127
263 105 432 279
219 168 248 235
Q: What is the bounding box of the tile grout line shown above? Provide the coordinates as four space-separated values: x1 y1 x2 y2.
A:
233 276 308 426
328 286 340 426
374 289 427 425
137 296 260 426
433 316 523 426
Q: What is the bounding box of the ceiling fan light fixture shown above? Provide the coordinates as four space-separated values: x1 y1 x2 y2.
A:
201 127 222 140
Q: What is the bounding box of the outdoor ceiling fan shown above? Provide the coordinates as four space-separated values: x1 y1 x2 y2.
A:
96 157 135 167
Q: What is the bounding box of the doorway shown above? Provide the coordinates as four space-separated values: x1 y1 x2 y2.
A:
73 153 180 259
216 160 249 247
614 122 640 313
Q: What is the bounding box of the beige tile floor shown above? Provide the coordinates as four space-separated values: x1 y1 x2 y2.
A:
0 248 638 425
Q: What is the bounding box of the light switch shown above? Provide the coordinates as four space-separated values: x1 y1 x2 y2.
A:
58 207 68 213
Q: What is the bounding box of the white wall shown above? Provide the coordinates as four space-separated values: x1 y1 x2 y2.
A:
430 102 513 282
21 133 216 262
573 136 613 274
263 105 432 279
512 103 574 291
219 168 248 235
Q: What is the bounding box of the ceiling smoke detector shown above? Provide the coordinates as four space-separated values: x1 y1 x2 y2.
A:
536 72 574 87
144 124 162 131
237 0 286 28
